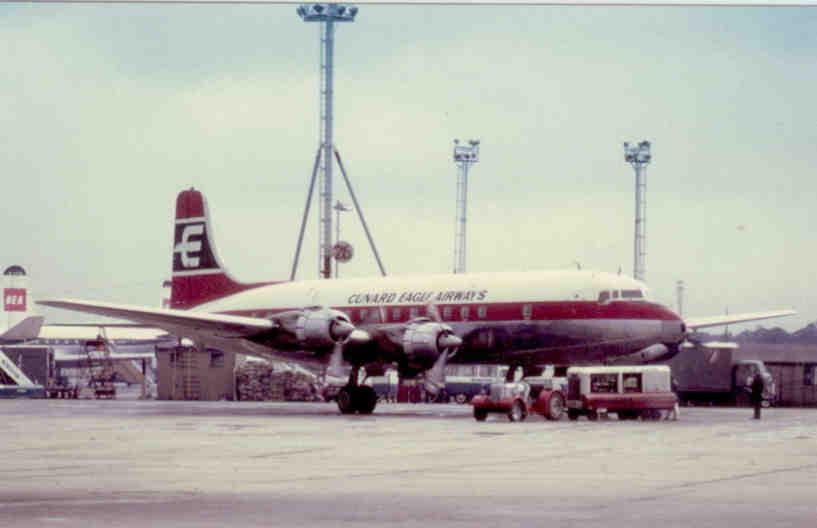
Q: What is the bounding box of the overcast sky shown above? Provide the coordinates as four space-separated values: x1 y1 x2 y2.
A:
2 3 815 330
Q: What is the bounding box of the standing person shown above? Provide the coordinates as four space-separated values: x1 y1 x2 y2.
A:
750 372 765 420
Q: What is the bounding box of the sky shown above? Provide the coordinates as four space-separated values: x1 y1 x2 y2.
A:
1 3 815 330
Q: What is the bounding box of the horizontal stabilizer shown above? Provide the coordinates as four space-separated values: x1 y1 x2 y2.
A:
685 309 796 331
0 316 44 341
38 299 274 339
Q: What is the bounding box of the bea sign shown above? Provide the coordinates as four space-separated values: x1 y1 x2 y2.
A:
4 288 26 312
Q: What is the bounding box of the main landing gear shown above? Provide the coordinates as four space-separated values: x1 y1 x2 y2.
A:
336 366 378 415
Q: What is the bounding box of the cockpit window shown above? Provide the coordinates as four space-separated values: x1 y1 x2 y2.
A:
598 291 610 303
621 289 644 299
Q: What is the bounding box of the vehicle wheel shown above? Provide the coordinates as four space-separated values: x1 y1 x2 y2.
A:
455 393 468 405
474 408 488 422
508 400 528 422
336 387 356 415
567 409 580 421
544 392 565 421
586 410 598 421
618 410 637 420
355 386 378 415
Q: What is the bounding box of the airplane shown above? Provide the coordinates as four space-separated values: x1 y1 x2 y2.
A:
39 188 796 415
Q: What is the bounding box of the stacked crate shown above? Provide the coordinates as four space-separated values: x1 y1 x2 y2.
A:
235 358 317 401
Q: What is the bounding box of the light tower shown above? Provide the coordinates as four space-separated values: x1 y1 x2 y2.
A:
452 139 480 274
291 3 386 280
297 3 357 280
676 279 685 317
623 140 651 282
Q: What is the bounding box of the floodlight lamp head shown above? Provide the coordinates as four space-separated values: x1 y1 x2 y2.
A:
469 139 480 146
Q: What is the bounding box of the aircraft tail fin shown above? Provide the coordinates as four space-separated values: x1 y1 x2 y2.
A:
0 315 44 341
171 188 278 309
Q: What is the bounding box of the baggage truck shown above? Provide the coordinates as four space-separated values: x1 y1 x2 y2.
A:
665 343 775 406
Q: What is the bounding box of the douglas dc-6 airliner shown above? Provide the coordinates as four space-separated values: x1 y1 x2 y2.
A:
40 189 795 415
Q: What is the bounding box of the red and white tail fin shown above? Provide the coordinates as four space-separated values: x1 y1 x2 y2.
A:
4 265 30 328
171 188 275 310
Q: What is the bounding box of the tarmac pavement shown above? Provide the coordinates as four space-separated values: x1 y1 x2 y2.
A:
1 400 815 527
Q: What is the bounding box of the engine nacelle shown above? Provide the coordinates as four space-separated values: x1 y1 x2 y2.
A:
295 309 355 348
607 343 675 365
400 320 460 376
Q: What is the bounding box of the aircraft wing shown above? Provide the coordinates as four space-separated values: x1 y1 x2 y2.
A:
685 309 796 331
38 299 274 339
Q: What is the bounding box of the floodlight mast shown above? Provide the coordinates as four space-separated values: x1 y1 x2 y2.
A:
291 4 385 281
452 139 480 274
676 279 685 317
297 3 357 280
623 140 651 282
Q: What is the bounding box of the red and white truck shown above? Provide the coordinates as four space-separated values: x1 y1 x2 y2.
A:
565 365 678 421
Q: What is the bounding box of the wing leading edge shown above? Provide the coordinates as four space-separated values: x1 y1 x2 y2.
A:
685 309 796 331
37 299 274 339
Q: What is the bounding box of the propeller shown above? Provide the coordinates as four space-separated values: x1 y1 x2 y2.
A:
422 302 462 395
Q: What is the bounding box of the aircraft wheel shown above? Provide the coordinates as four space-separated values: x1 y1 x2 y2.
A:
544 392 565 421
355 386 378 415
336 387 356 415
508 400 528 422
474 408 488 422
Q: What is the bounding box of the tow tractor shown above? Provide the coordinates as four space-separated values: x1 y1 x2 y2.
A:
471 377 566 422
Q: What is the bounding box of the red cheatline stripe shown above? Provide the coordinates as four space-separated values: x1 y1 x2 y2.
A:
219 301 680 324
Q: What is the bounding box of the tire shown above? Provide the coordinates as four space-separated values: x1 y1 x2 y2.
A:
618 410 637 420
544 392 565 421
336 387 356 415
586 410 598 421
455 393 469 405
567 409 580 421
507 400 528 422
474 408 488 422
355 386 378 415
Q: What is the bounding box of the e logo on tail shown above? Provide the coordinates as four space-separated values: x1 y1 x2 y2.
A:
173 219 219 274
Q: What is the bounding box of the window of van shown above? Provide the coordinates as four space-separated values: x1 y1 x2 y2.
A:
590 373 618 393
623 373 642 393
598 291 610 303
621 289 644 299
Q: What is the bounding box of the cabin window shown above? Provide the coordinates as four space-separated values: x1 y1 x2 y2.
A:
804 364 817 386
598 291 610 303
442 306 453 320
409 307 419 319
460 306 470 320
621 289 644 299
358 309 368 323
477 306 487 319
590 373 618 393
622 373 642 393
392 308 401 321
612 291 620 299
522 304 533 320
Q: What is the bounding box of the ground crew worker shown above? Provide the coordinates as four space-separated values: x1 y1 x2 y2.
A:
750 372 764 420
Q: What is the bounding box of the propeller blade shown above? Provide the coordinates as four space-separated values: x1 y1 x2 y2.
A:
426 303 443 323
424 349 450 395
326 341 346 379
